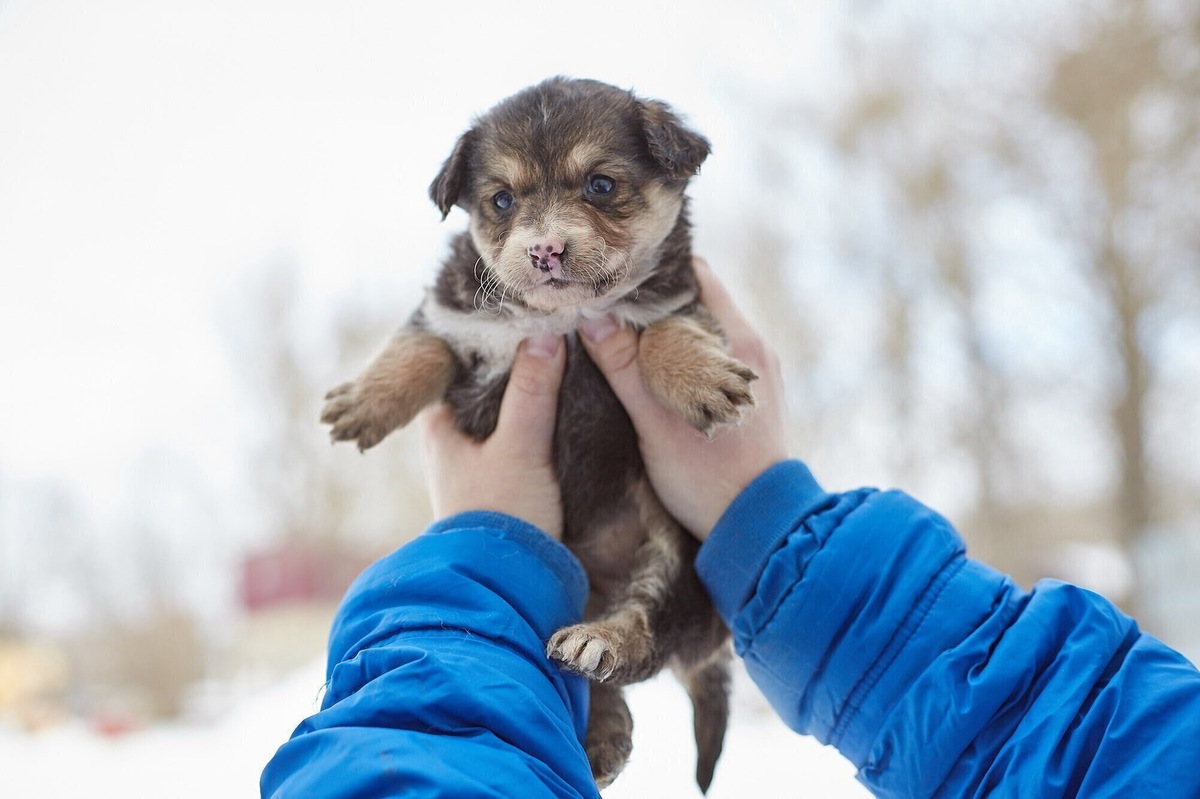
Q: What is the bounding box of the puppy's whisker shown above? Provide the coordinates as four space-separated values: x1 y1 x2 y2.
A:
471 247 513 316
473 282 494 314
497 281 515 314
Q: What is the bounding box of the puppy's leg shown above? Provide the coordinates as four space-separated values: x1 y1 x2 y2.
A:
547 605 654 685
550 482 731 790
585 681 634 790
676 647 731 794
638 312 757 436
547 481 690 685
321 330 455 451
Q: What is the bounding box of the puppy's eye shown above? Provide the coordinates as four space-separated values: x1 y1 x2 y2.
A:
493 190 515 211
587 175 615 196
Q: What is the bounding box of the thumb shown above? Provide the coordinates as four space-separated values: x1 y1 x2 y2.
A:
491 332 566 452
579 315 640 395
579 316 672 433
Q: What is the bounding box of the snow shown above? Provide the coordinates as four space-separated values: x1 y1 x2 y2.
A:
610 668 870 798
1 658 869 798
1 664 319 797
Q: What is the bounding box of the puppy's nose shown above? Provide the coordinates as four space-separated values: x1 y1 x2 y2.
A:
528 237 566 272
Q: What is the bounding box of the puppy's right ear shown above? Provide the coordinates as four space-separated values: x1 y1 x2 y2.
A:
640 100 711 181
429 129 476 220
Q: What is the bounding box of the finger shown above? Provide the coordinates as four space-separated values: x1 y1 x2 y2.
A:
417 402 468 464
416 403 472 520
416 401 457 442
579 316 677 433
491 333 566 453
692 257 756 343
578 315 637 382
693 257 778 376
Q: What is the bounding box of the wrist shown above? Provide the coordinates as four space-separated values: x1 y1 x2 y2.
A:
696 460 829 622
692 458 788 541
425 510 585 602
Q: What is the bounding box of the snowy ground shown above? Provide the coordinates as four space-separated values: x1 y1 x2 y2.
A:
2 657 870 798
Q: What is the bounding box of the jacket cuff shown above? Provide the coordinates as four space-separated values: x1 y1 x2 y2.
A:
328 510 589 669
424 510 589 607
696 460 832 624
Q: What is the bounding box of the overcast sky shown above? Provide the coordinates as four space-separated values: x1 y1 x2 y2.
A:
0 0 840 522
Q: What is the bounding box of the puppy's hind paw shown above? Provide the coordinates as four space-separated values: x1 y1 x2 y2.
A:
547 623 622 682
589 732 633 790
585 682 634 790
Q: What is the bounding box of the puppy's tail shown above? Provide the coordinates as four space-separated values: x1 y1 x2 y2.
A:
682 650 731 794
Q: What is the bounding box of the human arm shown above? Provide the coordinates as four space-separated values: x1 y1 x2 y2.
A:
261 335 602 798
581 261 1200 796
699 462 1200 796
419 332 567 540
259 512 597 799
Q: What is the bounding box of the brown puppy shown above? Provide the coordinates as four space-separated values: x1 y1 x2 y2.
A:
321 77 754 793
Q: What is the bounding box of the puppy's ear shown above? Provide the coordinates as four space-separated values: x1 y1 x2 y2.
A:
429 129 476 220
640 101 711 180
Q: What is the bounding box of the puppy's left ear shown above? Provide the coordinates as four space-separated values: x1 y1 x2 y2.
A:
429 129 476 220
640 101 711 180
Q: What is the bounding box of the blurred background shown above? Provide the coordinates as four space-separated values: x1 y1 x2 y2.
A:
1 0 1197 795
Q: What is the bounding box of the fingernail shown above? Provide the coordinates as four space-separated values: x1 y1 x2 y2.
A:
524 332 560 358
580 316 617 344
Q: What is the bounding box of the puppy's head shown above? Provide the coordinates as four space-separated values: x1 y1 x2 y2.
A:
429 77 710 312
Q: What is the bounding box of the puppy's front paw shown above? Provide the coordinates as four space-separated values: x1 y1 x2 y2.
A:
320 331 455 452
670 352 757 435
321 380 396 451
639 315 758 437
547 623 623 682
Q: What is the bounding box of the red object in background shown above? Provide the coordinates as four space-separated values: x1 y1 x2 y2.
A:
92 709 141 738
241 542 370 612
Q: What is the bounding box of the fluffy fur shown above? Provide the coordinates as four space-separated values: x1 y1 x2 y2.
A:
322 77 755 792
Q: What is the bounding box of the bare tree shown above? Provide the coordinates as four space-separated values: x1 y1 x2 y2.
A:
1036 0 1200 617
724 2 1200 618
223 254 432 550
0 480 91 635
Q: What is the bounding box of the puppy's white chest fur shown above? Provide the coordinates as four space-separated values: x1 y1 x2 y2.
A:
421 286 695 380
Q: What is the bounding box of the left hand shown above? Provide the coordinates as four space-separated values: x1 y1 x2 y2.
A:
580 258 787 540
417 333 567 539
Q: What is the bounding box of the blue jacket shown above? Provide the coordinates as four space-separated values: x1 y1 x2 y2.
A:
261 461 1200 798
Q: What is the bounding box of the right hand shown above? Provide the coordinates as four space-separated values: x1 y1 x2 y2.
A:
580 258 789 540
417 333 567 540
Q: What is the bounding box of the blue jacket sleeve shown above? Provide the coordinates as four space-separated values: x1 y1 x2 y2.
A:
260 511 599 799
697 460 1200 798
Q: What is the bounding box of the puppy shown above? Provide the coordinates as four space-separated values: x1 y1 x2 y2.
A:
321 77 755 792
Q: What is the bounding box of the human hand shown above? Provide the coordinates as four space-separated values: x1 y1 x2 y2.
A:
417 333 567 540
580 258 788 540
